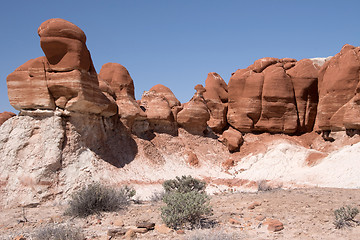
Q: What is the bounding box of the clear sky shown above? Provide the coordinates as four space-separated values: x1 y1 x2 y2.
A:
1 1 359 113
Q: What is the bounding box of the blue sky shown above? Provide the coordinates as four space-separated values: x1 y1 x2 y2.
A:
1 1 359 113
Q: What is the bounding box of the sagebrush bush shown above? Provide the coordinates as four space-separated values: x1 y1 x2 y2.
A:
65 182 135 217
33 224 83 240
163 175 206 194
334 205 360 229
161 176 212 229
161 191 212 229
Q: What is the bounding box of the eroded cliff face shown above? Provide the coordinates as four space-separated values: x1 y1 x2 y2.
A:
0 110 231 208
2 18 360 208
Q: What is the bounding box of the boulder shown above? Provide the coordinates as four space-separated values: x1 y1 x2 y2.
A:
177 85 210 135
315 44 360 131
0 112 16 126
203 72 228 133
263 219 284 232
219 127 243 152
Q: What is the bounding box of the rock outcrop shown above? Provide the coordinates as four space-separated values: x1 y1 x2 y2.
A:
315 44 360 131
7 18 117 117
140 84 180 135
219 127 243 152
228 57 321 134
4 17 360 210
203 72 228 133
177 85 210 135
98 63 146 129
0 112 16 126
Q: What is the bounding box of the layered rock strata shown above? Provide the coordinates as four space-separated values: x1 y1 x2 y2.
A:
7 18 117 117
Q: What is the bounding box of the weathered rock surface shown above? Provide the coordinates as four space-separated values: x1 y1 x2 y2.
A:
203 72 228 133
7 18 117 117
7 57 55 111
149 84 181 108
219 127 243 152
228 57 320 134
177 85 210 135
0 110 231 208
140 87 177 135
287 59 319 132
99 63 146 128
0 112 16 126
316 44 360 131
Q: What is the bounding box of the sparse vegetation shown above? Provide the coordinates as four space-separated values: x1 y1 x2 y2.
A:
33 224 83 240
163 175 206 194
334 205 360 229
161 175 212 229
65 182 135 217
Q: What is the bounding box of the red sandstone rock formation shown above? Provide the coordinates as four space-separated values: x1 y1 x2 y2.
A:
149 84 181 108
315 44 360 131
7 57 55 110
7 18 117 117
0 112 16 126
228 57 320 134
140 90 176 134
177 85 210 135
287 59 319 132
98 63 146 128
203 72 228 133
219 127 244 152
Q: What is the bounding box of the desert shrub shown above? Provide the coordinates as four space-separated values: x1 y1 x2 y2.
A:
161 191 212 229
33 224 83 240
161 176 212 229
163 175 206 194
186 229 240 240
65 182 135 217
334 205 360 229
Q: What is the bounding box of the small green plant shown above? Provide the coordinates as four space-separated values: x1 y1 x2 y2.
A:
161 175 212 229
33 224 83 240
334 205 360 229
163 175 206 194
161 191 212 229
65 182 135 217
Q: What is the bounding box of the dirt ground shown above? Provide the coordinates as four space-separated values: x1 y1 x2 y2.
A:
1 187 360 240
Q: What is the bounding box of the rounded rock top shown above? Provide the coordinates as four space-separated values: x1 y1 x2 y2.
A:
37 18 86 43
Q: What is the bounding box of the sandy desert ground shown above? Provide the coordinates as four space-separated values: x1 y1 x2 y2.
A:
1 187 360 240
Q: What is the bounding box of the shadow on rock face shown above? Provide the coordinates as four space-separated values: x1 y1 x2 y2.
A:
65 113 138 168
